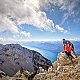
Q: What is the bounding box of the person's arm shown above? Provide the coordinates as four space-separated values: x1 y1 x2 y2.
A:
63 45 65 51
63 45 66 52
63 42 65 51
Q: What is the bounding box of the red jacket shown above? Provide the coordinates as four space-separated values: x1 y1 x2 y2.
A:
65 45 72 52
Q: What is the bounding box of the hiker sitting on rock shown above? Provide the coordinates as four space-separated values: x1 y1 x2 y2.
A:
63 38 77 58
64 42 74 63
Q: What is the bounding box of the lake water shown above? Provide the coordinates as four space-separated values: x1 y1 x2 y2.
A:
20 41 80 63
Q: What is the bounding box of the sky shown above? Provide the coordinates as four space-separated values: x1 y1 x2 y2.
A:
0 0 80 43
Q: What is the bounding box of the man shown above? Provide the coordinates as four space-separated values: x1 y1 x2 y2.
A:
62 38 77 58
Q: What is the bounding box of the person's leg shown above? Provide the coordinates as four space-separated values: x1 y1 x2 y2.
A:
65 51 75 64
66 52 74 63
72 44 77 58
65 51 72 60
65 51 69 57
73 50 77 57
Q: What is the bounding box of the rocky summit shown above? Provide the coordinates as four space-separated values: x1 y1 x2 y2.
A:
0 45 80 80
33 52 80 80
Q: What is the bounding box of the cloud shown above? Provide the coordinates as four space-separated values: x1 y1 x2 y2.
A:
0 37 23 42
48 0 80 14
39 0 80 24
20 31 30 37
55 25 68 33
55 0 80 24
55 25 64 31
0 16 30 37
0 16 19 33
0 0 67 35
0 37 4 42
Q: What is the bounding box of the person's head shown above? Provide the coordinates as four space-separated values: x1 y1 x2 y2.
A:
62 38 66 42
67 42 71 47
67 43 70 47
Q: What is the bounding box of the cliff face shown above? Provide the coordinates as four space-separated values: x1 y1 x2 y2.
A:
0 44 52 76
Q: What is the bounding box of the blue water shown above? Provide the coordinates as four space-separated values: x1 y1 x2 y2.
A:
20 41 80 63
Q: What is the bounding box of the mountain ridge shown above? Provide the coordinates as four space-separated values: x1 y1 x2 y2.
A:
0 43 52 77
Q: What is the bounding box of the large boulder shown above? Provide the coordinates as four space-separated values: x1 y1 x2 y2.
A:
11 70 31 80
57 52 74 66
0 70 9 80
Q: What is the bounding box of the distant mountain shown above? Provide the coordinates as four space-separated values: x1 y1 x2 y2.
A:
0 44 52 76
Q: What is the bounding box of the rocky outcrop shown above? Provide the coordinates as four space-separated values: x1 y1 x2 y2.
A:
0 70 31 80
33 52 80 80
0 44 52 77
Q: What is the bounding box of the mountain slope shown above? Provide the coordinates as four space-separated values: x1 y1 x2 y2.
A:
0 44 52 76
